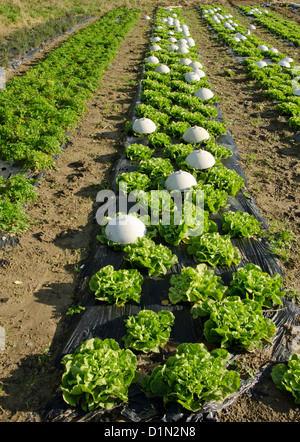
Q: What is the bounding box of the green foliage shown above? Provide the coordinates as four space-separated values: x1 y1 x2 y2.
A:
221 210 262 237
187 232 241 267
228 263 284 308
89 265 143 306
271 354 300 404
141 342 240 412
122 309 175 353
0 7 140 171
189 183 228 213
199 166 245 196
60 338 137 411
116 171 152 192
168 263 227 306
194 297 276 351
125 143 154 161
138 157 174 186
124 236 178 276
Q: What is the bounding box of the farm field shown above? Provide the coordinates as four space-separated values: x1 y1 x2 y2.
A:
0 0 299 423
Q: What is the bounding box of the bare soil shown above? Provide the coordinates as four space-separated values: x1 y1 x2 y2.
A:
0 1 299 423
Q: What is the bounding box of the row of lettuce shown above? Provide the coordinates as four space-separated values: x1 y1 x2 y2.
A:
238 4 300 47
199 4 300 131
0 7 141 236
60 7 300 415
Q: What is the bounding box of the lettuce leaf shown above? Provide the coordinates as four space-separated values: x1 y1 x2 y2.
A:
124 236 178 276
122 309 175 353
141 342 240 412
89 265 143 306
193 297 276 351
60 338 137 411
168 263 227 306
271 354 300 404
221 210 261 237
228 263 284 308
187 232 241 267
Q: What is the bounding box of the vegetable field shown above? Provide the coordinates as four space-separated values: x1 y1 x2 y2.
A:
0 0 299 423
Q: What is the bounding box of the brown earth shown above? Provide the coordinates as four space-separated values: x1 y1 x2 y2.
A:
0 1 299 423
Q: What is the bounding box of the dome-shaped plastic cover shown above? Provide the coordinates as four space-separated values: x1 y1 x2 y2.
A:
186 37 195 46
177 46 189 54
146 55 159 64
278 60 290 68
282 57 294 63
257 45 268 51
165 170 197 191
185 149 215 170
293 88 300 96
183 126 210 143
150 44 162 51
132 117 156 134
192 69 206 79
255 60 268 68
105 214 147 244
168 44 179 51
151 36 161 42
184 71 200 83
194 87 214 100
180 58 193 65
155 64 170 74
189 61 203 70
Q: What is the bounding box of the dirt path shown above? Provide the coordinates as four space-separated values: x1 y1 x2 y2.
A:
0 2 299 422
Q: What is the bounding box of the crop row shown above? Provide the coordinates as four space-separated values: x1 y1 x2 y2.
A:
238 5 300 47
0 7 141 236
59 6 299 416
198 4 300 131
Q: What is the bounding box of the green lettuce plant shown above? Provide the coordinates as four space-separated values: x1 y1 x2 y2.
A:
124 236 178 276
122 309 175 353
271 354 300 404
187 232 241 267
221 210 262 237
141 342 240 412
89 265 143 306
168 263 227 306
60 338 137 411
228 263 284 308
193 297 276 351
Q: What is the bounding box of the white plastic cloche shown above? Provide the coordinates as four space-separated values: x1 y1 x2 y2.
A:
189 61 203 70
105 214 147 244
155 64 170 74
194 87 214 100
149 44 162 51
165 170 197 192
255 60 268 68
192 68 206 79
293 88 300 96
182 126 210 143
185 149 215 170
179 57 193 65
257 45 269 51
145 55 159 64
278 60 291 68
132 117 156 134
168 43 179 51
177 46 189 54
184 71 200 83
